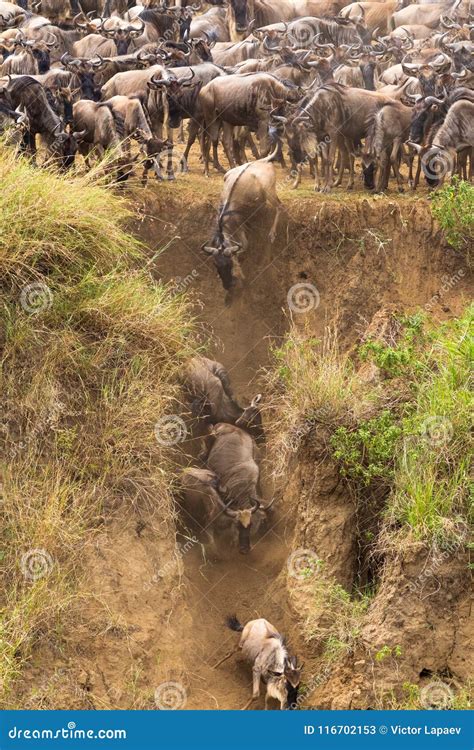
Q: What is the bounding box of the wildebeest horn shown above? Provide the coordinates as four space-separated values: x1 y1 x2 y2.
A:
406 140 422 153
72 128 87 140
429 53 451 71
89 54 105 67
129 18 145 35
188 1 201 10
180 68 196 84
73 12 89 29
32 0 41 11
258 496 275 512
402 62 421 73
45 33 57 47
440 15 460 28
452 68 467 78
424 95 445 106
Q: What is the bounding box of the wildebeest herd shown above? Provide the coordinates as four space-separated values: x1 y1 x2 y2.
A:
1 0 472 710
0 0 472 188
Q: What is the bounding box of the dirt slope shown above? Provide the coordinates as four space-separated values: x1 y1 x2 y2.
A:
15 173 472 710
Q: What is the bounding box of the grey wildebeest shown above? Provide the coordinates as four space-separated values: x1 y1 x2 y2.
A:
185 355 264 439
202 149 282 303
101 94 171 184
410 99 474 185
199 72 300 174
364 99 413 191
200 422 273 553
217 615 302 709
72 98 130 180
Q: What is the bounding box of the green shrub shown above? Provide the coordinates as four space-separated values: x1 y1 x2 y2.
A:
431 179 474 253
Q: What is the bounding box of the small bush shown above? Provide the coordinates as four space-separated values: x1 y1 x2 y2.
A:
431 179 474 253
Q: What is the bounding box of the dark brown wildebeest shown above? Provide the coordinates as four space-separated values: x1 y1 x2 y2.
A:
0 74 77 167
185 355 264 438
202 149 281 302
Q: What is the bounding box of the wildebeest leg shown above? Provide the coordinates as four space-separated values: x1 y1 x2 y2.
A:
413 156 422 190
256 118 270 157
268 200 281 243
247 132 260 160
222 122 236 169
252 665 262 699
182 120 199 171
166 131 175 180
207 121 224 174
391 140 404 192
291 162 302 189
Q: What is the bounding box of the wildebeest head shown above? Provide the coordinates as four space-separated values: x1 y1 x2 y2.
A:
229 0 255 33
235 394 264 437
217 495 261 554
202 235 244 303
284 656 303 709
49 127 80 170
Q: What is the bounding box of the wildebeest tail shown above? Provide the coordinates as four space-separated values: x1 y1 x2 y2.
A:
226 614 243 632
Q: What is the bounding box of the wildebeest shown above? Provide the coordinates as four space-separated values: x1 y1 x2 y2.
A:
178 467 263 555
220 615 302 709
199 72 300 174
0 74 77 167
202 148 282 302
200 422 273 553
410 98 474 184
185 355 264 438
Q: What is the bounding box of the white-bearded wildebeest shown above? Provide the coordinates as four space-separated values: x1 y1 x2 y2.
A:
202 149 282 302
200 422 274 554
185 355 264 439
0 74 77 167
218 615 302 709
227 0 346 39
146 62 225 170
178 467 264 555
199 71 301 174
100 94 171 183
410 98 474 185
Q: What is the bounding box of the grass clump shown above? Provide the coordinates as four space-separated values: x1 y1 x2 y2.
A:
0 146 196 704
301 575 371 663
268 307 472 549
265 324 376 476
431 179 474 254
